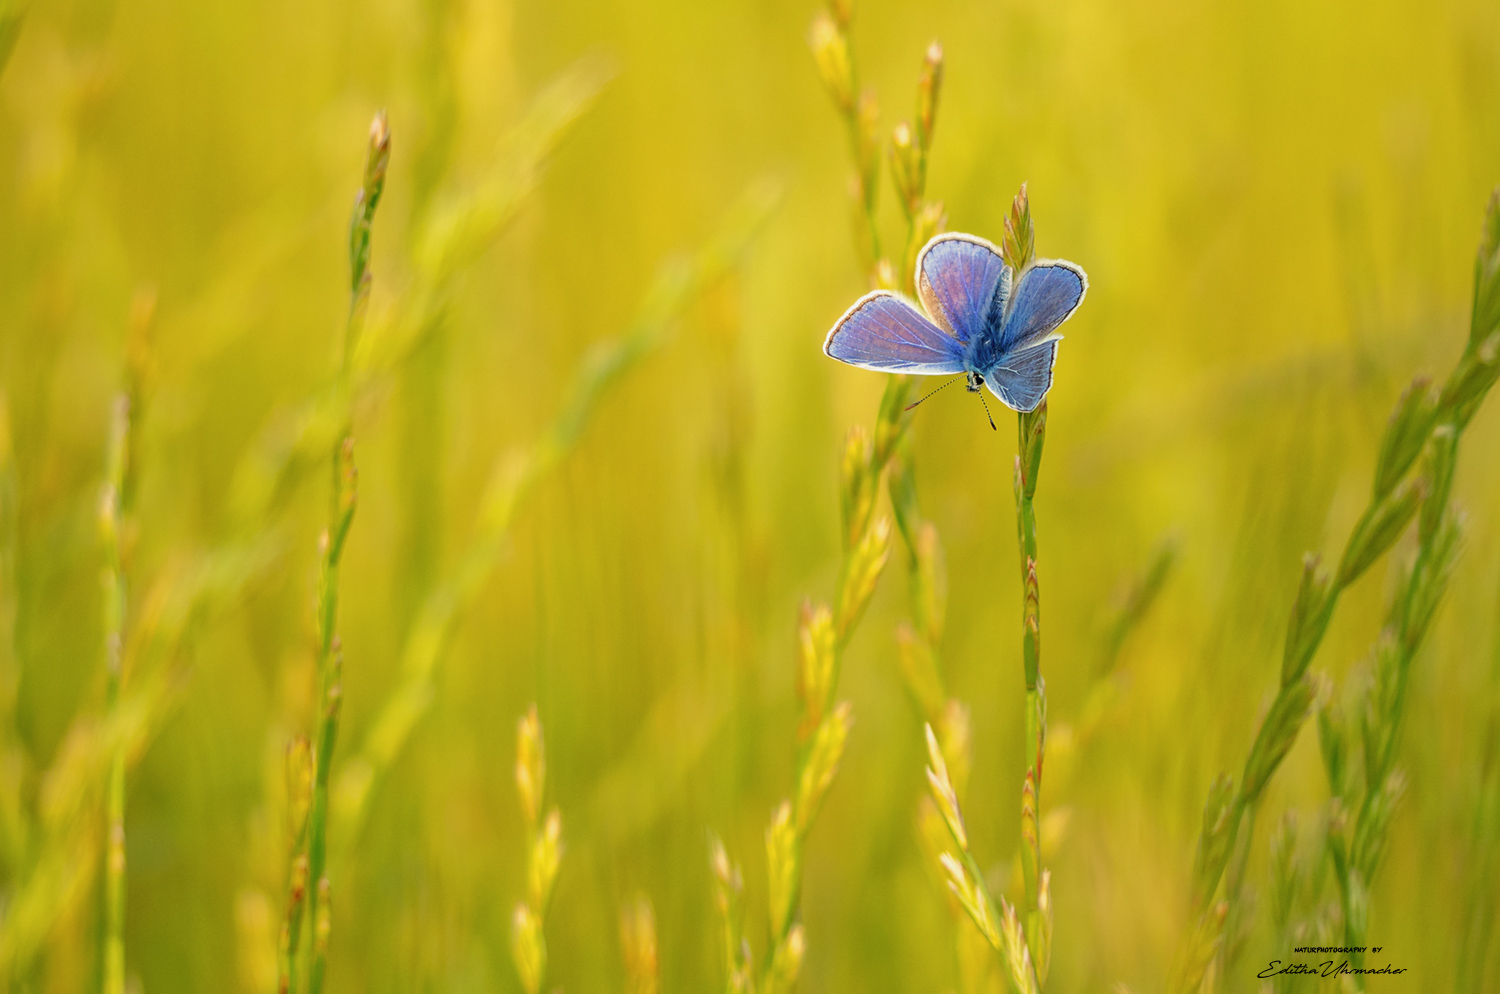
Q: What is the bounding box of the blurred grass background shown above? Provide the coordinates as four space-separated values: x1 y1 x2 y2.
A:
2 0 1500 991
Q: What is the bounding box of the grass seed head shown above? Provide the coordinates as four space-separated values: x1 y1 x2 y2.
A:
1241 675 1319 805
764 923 805 994
1372 376 1438 500
916 41 943 153
1002 182 1035 276
1169 901 1227 994
939 853 999 948
620 896 659 994
835 516 892 642
923 723 967 850
765 801 798 938
889 121 918 219
1268 811 1300 929
1000 898 1040 994
796 602 836 733
1337 474 1427 587
1188 773 1236 915
808 12 854 116
1035 869 1054 986
527 809 562 912
516 705 545 829
839 424 875 549
1418 424 1457 545
1470 187 1500 347
511 903 546 994
794 702 852 834
1282 553 1334 687
1318 701 1349 800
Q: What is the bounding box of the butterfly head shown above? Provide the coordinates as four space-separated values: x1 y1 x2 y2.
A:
964 369 983 393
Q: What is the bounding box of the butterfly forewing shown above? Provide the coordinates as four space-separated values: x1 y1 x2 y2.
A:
823 291 966 375
915 234 1010 344
998 261 1087 353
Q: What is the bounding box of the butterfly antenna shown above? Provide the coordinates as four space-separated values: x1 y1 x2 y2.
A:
977 389 997 431
904 375 963 412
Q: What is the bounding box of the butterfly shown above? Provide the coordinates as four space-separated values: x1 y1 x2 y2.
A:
822 233 1087 416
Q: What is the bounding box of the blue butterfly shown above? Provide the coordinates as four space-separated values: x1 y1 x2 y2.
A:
823 233 1087 415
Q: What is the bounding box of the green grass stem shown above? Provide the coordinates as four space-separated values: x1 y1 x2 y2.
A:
511 706 562 994
224 58 611 539
281 111 388 994
1455 578 1500 992
329 180 779 853
0 394 22 881
97 289 151 994
1312 197 1500 986
97 394 127 994
1171 189 1500 994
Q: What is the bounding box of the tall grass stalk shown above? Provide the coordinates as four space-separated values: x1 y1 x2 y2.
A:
620 895 659 994
234 64 616 958
1170 190 1500 994
0 506 268 982
329 180 779 852
97 398 128 994
708 336 903 993
512 706 562 994
224 57 611 540
0 393 21 880
896 487 992 994
922 723 1038 993
813 13 1064 990
1001 187 1054 991
709 836 753 994
1455 578 1500 993
1312 191 1500 988
913 186 1074 994
757 430 894 992
808 0 947 581
97 289 152 994
279 111 389 994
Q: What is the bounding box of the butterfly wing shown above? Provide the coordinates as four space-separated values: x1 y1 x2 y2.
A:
915 233 1011 343
823 291 966 374
997 260 1087 353
983 339 1058 413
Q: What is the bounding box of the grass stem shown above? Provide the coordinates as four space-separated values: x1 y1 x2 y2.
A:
1171 189 1500 994
98 289 152 994
281 111 388 994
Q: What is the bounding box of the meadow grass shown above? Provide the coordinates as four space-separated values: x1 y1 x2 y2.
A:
1 0 1499 992
810 11 1010 991
96 287 150 994
1171 193 1500 994
277 110 390 994
510 705 561 994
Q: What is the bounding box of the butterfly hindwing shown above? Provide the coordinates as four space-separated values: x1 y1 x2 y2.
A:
823 291 966 375
997 260 1087 353
983 339 1058 413
916 234 1010 343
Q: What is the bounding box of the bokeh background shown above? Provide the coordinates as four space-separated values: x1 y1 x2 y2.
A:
1 0 1499 991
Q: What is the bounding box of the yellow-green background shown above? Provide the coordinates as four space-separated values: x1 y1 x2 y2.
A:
1 0 1498 991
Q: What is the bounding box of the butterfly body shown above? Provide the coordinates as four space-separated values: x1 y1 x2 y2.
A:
823 233 1087 413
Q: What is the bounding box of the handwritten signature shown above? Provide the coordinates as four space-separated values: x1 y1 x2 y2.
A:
1258 959 1409 979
